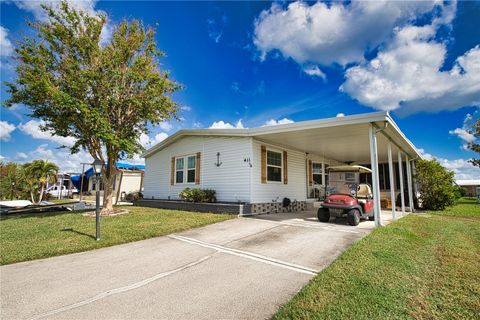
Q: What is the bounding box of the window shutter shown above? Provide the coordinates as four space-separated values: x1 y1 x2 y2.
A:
283 151 288 184
195 152 201 184
261 145 267 184
170 157 175 186
308 160 313 186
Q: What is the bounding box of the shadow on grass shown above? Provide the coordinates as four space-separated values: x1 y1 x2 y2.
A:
61 228 96 240
0 209 88 221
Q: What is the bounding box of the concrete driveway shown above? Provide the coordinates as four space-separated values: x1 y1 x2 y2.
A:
1 210 394 319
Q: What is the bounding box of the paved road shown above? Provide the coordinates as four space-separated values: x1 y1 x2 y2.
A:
1 211 389 319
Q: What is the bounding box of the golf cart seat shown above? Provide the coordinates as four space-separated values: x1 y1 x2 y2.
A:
357 184 372 202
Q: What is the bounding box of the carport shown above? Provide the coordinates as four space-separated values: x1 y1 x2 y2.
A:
250 111 422 226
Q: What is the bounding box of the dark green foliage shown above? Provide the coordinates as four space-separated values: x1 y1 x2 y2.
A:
415 159 457 210
179 188 216 203
467 118 480 167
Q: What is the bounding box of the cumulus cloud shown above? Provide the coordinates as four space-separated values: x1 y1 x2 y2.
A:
336 113 345 117
18 119 76 147
254 1 442 66
302 65 326 80
418 148 480 180
158 121 173 132
0 26 13 57
341 24 480 114
449 128 475 143
7 143 93 173
449 110 478 149
0 121 16 141
209 119 245 129
140 132 168 149
262 118 294 126
13 0 112 45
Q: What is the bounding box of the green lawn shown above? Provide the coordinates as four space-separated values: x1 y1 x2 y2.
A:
0 207 234 265
275 197 480 320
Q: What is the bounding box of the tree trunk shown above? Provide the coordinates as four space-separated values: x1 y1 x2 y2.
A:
101 159 116 215
30 191 35 204
37 184 45 204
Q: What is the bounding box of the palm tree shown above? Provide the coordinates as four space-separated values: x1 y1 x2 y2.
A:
24 160 59 204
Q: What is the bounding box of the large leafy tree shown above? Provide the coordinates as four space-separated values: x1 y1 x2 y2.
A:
467 118 479 167
4 2 180 213
24 160 59 204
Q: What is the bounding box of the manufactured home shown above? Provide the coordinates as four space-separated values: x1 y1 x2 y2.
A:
141 112 422 225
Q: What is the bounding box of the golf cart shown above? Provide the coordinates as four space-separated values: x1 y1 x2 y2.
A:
317 165 374 226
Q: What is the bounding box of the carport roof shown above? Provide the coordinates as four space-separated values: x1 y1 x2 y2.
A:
144 111 422 163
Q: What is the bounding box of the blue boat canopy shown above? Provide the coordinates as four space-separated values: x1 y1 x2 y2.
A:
70 162 144 190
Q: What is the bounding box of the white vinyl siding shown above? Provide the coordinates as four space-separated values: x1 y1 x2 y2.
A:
251 139 306 203
143 136 251 202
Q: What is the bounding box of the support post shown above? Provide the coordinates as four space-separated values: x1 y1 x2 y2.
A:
387 142 396 220
398 151 405 215
95 175 100 241
406 155 414 212
369 125 382 227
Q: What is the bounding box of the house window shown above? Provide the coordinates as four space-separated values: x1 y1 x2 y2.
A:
175 158 184 183
187 155 196 183
312 163 322 185
267 150 282 182
175 155 196 184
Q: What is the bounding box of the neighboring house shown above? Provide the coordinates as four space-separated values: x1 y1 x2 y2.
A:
70 163 144 201
142 112 422 221
456 180 480 197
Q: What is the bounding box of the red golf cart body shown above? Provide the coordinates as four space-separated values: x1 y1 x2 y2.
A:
318 165 374 226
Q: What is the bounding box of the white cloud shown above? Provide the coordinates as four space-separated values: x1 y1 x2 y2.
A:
254 1 443 66
0 26 13 57
418 148 480 180
180 105 192 112
7 143 93 173
302 65 326 80
13 0 112 44
449 110 478 149
18 119 76 147
0 121 16 141
341 24 480 114
336 113 345 118
209 119 245 129
158 121 173 132
139 132 168 149
449 128 475 143
262 118 294 127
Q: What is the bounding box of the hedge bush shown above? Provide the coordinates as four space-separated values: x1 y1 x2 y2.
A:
179 188 216 203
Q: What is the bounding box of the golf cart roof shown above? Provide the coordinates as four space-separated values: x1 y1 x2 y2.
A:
327 165 372 173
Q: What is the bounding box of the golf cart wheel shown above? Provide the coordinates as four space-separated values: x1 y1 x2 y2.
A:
368 215 375 221
347 209 360 226
317 208 330 222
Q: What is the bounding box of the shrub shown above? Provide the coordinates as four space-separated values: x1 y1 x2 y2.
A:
179 188 216 203
415 159 457 210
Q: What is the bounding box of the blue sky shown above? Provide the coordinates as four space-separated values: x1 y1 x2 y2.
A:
0 1 479 179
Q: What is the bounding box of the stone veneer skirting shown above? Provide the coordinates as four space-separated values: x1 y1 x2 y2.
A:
250 201 307 214
133 199 307 216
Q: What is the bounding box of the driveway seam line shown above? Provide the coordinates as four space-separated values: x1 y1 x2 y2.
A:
28 254 214 320
168 234 318 275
